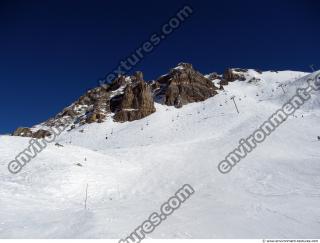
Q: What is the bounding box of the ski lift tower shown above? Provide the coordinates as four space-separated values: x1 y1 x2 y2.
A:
279 84 286 94
230 95 239 114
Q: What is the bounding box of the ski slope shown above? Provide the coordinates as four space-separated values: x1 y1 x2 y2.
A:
1 70 320 238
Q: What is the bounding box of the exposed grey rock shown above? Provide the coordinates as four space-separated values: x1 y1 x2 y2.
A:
112 79 156 122
154 63 218 108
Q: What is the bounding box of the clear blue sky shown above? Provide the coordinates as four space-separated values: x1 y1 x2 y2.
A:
0 0 319 134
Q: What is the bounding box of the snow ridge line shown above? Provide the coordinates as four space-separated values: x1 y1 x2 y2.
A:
218 72 320 174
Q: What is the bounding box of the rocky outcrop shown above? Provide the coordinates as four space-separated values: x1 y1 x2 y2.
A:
111 72 156 122
47 85 111 128
107 75 126 91
12 127 33 137
222 68 247 84
154 63 218 108
12 127 51 138
85 112 106 123
206 72 221 81
32 129 52 138
12 62 249 138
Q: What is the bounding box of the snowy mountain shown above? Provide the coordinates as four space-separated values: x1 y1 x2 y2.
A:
1 64 320 238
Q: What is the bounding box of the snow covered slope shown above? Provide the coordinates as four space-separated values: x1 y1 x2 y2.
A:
1 69 320 238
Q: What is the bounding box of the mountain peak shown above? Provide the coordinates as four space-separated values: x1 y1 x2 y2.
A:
173 62 193 71
12 64 311 139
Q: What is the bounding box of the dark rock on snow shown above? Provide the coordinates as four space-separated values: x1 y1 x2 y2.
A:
12 62 245 137
154 63 218 108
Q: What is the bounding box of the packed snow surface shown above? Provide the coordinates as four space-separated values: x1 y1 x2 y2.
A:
1 70 320 238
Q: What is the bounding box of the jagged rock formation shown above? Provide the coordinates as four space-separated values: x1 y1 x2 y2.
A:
107 75 126 91
45 86 110 126
33 129 52 138
154 63 218 108
111 72 156 122
12 62 251 138
221 68 247 85
13 86 113 138
12 127 33 137
13 127 52 138
205 72 221 81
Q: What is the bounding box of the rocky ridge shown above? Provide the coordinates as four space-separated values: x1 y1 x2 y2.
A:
12 63 252 138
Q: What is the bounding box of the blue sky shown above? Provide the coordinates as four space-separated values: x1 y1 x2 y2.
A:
0 0 319 134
